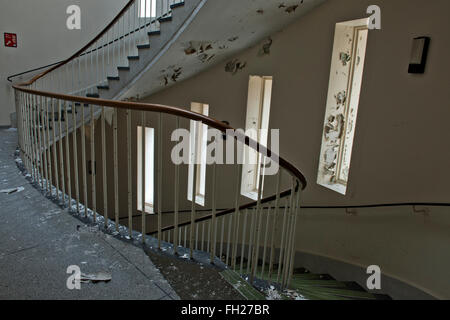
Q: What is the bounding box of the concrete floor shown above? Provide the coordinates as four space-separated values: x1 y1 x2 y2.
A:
0 128 179 300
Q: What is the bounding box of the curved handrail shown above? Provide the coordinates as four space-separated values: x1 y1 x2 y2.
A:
13 86 307 189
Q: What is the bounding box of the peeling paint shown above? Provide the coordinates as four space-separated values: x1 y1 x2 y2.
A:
259 37 273 56
339 52 351 66
228 36 239 42
225 59 247 75
285 5 299 13
160 66 182 86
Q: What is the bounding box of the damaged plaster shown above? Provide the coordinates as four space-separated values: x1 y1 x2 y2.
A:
225 59 247 75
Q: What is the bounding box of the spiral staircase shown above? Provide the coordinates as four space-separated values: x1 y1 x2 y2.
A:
11 0 389 300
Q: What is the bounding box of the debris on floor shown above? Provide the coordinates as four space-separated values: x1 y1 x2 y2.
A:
0 186 24 194
80 271 112 283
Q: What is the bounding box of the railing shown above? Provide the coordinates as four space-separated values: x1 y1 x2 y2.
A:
12 0 307 290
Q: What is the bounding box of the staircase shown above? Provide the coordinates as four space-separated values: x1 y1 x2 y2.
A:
10 0 382 300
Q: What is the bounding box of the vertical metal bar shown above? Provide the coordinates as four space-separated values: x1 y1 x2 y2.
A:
113 108 119 230
247 208 256 275
207 219 211 253
209 162 217 263
81 103 88 216
250 157 266 283
72 101 80 213
102 106 108 227
40 96 48 193
240 209 248 274
219 215 225 261
51 99 60 199
174 116 180 255
157 113 163 248
127 110 132 237
45 98 53 195
31 94 38 182
36 95 44 189
201 221 205 251
268 169 282 280
281 180 296 286
64 101 72 207
261 206 272 279
231 164 243 269
225 211 232 265
277 198 289 283
287 189 301 288
58 99 66 205
195 223 199 251
141 111 146 242
189 160 197 259
90 104 97 221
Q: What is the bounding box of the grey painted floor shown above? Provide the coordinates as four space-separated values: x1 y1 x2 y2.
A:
0 128 179 300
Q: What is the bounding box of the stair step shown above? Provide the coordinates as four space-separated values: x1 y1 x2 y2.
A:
137 44 150 49
117 66 130 71
107 76 120 81
170 2 185 9
127 56 139 60
97 85 109 90
86 93 99 98
148 30 161 36
158 16 172 23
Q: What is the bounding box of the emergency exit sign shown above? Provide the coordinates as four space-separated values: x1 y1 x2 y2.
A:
4 33 17 48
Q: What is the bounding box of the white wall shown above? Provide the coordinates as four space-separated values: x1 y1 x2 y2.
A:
0 0 128 126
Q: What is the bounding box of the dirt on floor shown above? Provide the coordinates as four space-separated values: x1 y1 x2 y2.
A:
144 248 245 300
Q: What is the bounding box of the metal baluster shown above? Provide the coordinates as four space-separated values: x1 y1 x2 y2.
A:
72 100 80 213
287 189 301 288
36 95 44 189
261 205 272 279
45 98 53 195
231 164 243 269
90 104 96 221
174 116 180 255
219 215 225 262
40 96 49 193
141 111 146 242
102 106 108 227
189 159 197 259
51 99 60 199
157 113 163 248
58 99 66 205
201 221 205 252
81 102 88 216
247 208 256 275
113 108 119 230
268 169 282 280
127 109 132 237
277 198 289 283
209 162 217 263
225 210 232 265
240 209 248 274
250 158 266 283
64 101 72 207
